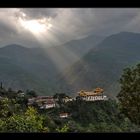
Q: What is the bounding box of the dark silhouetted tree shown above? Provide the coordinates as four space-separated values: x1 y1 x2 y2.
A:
117 63 140 126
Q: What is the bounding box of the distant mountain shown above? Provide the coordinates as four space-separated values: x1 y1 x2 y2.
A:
45 34 104 70
56 32 140 97
0 44 57 94
0 34 104 95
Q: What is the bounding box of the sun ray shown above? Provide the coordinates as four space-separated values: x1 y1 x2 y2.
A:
18 16 52 35
18 12 90 92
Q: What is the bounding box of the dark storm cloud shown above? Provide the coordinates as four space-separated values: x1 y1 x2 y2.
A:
0 8 140 47
19 8 60 19
0 9 42 47
45 8 140 39
57 8 139 36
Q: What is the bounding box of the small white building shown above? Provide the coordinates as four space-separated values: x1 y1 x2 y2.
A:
40 103 55 109
63 97 73 103
59 113 69 118
40 99 56 109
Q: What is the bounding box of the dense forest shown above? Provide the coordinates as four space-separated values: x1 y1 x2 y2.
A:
0 89 139 132
0 63 140 132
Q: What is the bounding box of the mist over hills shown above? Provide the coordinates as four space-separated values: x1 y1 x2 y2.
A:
0 34 104 95
43 34 104 71
0 32 140 97
56 32 140 97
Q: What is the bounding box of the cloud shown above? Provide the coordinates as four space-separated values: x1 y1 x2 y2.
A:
0 8 41 47
0 8 140 47
19 8 60 19
52 8 139 36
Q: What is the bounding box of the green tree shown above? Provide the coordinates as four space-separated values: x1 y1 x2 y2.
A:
117 63 140 126
26 90 37 97
0 98 21 118
56 124 69 133
53 93 69 107
0 107 49 132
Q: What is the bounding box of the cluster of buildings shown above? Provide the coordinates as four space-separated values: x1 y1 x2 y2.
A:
27 88 108 118
0 87 108 119
27 88 108 109
28 96 56 109
27 95 71 118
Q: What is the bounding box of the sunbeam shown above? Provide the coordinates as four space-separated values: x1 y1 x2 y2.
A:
17 10 91 92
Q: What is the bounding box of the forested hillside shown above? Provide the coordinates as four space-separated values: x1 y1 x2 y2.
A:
0 34 103 95
0 86 139 132
56 32 140 96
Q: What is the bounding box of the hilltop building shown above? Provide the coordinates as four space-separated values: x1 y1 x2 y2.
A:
77 88 108 101
28 96 56 109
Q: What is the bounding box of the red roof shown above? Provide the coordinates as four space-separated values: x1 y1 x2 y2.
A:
60 113 68 116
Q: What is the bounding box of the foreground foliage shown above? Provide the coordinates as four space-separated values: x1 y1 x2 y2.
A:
117 64 140 126
0 96 139 132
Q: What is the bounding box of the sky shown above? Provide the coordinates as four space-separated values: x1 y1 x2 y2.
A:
0 8 140 48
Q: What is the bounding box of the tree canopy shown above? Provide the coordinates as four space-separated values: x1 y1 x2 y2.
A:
117 63 140 126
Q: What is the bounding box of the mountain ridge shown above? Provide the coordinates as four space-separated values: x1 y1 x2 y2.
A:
55 31 140 97
0 33 104 95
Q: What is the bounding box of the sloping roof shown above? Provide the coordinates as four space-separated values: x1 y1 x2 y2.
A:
59 113 68 116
